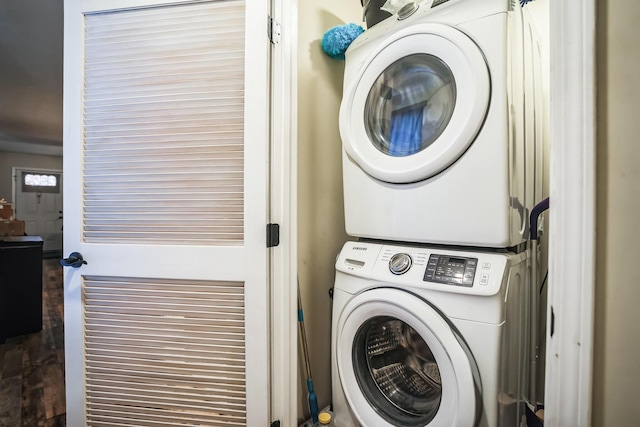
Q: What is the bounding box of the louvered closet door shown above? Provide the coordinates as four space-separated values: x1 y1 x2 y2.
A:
63 0 270 425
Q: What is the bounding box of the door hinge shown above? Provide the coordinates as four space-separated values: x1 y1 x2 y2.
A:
267 223 280 248
271 421 281 427
269 16 281 45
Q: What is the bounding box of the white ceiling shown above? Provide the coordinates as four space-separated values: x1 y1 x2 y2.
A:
0 0 63 156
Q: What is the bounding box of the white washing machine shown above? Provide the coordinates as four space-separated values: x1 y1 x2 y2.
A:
331 241 531 427
340 0 541 248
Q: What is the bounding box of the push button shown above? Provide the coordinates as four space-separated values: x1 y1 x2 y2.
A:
479 273 489 285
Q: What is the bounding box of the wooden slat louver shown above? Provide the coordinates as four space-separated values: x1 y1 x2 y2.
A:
82 1 245 245
83 276 247 426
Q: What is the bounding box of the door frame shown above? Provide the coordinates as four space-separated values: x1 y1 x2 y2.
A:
269 0 298 425
274 0 600 425
546 0 596 425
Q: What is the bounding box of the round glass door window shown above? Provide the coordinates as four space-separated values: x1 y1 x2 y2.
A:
364 54 456 157
353 315 442 426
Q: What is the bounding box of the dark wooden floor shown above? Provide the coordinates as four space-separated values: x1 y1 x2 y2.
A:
0 259 66 427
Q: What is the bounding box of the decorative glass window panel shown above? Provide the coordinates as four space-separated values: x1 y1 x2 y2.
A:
22 172 61 193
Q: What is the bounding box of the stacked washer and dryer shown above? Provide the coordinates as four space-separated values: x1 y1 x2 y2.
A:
331 0 545 426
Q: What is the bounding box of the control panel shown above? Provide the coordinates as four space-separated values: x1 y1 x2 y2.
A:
423 254 478 287
336 242 512 295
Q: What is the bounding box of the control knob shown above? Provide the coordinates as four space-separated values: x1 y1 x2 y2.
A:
389 253 412 275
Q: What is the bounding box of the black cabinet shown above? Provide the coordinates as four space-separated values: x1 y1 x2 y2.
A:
0 236 43 343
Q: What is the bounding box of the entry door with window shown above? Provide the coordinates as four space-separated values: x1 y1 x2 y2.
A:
63 0 271 425
13 168 63 254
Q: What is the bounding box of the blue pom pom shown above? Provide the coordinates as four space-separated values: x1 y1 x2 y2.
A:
321 23 365 60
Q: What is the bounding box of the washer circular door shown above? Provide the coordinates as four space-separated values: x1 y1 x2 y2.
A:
339 23 490 183
336 288 480 427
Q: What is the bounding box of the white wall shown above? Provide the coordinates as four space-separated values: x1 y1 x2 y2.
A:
297 1 361 422
593 0 640 424
0 151 62 203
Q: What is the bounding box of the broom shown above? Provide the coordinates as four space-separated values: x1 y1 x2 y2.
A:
297 280 319 424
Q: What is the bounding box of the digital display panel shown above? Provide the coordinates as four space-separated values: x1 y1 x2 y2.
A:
423 254 478 287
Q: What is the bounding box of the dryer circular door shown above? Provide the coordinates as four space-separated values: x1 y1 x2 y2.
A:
336 288 481 427
339 23 490 183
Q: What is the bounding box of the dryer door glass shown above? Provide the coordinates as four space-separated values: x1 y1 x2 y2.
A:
352 315 442 425
364 54 456 157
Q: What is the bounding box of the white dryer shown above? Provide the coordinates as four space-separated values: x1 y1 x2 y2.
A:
331 241 531 427
340 0 540 248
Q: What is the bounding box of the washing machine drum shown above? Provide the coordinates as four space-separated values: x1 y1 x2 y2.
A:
336 288 481 426
339 24 490 183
